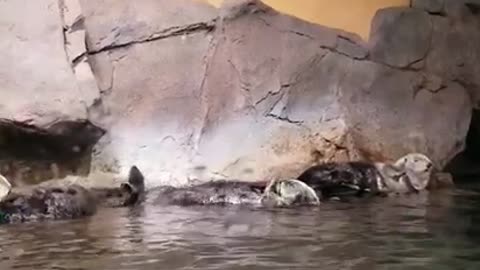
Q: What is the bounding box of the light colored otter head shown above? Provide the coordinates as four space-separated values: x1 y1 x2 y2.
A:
0 175 12 202
394 153 434 191
261 179 320 207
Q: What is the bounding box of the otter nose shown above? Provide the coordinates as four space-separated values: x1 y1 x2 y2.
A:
426 163 432 169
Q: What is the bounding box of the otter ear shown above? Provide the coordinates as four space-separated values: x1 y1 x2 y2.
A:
128 166 145 187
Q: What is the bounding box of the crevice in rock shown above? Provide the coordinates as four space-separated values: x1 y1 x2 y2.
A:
72 52 87 67
255 84 290 107
193 25 221 154
58 0 72 64
0 119 105 186
465 2 480 15
444 108 480 181
416 14 435 69
266 113 303 126
88 22 217 55
426 10 447 17
228 59 251 94
254 6 442 73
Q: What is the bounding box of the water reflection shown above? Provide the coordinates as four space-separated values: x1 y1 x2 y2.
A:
1 185 480 269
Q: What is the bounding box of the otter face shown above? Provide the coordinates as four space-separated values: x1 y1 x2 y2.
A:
394 153 434 191
261 179 320 207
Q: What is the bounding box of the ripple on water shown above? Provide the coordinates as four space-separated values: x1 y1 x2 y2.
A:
1 186 480 269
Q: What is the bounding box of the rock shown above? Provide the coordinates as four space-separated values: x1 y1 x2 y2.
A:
79 0 218 53
413 0 480 17
336 36 369 60
412 0 445 14
425 11 480 108
0 0 477 187
341 62 471 167
0 0 105 185
369 7 432 68
0 0 89 126
444 0 480 17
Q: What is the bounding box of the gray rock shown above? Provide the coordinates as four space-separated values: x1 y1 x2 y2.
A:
0 0 476 187
412 0 480 17
341 61 471 167
79 0 218 52
425 13 480 108
412 0 445 14
444 0 480 18
0 0 88 126
369 7 432 68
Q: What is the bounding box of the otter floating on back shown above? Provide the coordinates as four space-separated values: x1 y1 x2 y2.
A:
139 170 320 208
297 153 435 199
0 166 144 224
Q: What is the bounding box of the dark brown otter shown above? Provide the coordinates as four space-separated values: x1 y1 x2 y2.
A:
0 166 145 224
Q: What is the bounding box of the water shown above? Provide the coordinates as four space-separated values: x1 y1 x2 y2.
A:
1 183 480 270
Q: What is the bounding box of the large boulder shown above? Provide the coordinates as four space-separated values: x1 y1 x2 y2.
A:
0 0 476 187
0 0 104 185
0 0 87 126
81 0 472 186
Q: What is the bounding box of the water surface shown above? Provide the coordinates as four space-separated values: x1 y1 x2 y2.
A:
1 183 480 269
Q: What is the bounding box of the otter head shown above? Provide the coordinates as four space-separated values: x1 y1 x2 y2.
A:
0 175 11 202
95 165 146 207
394 153 434 191
261 179 320 207
119 165 146 206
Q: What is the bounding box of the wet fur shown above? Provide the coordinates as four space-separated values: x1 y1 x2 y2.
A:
297 154 434 199
0 166 145 224
0 185 97 224
297 162 383 198
138 170 319 207
261 179 320 207
147 180 265 206
90 166 145 207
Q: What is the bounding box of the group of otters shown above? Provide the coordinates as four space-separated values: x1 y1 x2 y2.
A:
0 153 442 224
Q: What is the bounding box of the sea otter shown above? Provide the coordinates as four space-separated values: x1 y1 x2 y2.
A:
297 153 435 199
0 166 144 224
135 169 319 207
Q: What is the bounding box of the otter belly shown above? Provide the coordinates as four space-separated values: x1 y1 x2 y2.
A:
146 181 265 206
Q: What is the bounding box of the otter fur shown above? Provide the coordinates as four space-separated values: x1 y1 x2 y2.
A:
0 166 144 224
89 165 145 208
261 179 320 207
145 180 265 206
131 167 319 207
297 153 435 198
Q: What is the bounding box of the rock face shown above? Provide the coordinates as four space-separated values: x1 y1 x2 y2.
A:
0 0 478 187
